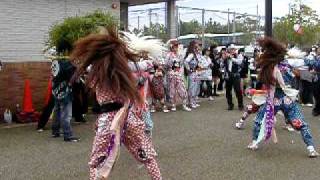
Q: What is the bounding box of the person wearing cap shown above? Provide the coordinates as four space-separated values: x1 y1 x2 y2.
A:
222 44 244 110
165 40 191 112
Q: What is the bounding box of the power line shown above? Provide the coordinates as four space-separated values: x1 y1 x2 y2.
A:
177 6 264 18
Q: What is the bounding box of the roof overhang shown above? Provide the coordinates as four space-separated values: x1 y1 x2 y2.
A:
121 0 173 6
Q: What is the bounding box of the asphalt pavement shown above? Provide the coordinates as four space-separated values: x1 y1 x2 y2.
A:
1 95 320 180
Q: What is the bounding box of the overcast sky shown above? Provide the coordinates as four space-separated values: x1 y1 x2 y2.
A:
177 0 320 17
128 0 320 30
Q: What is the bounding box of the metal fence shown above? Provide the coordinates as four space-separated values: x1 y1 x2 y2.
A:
128 3 264 47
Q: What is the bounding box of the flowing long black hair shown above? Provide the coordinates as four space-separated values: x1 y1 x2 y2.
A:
70 27 142 104
257 37 287 86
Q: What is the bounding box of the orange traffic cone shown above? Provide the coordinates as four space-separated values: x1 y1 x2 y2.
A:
22 79 35 113
44 79 52 106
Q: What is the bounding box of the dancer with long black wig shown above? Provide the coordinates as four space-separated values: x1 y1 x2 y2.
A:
70 27 162 180
247 37 318 158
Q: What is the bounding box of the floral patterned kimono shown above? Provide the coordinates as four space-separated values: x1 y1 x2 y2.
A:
89 86 161 180
184 53 201 106
251 63 314 148
165 52 188 105
150 68 165 100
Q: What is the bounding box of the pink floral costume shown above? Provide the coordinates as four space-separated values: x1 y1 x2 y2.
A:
165 52 188 105
89 86 162 180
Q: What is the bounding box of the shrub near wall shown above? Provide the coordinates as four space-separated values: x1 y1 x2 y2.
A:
0 62 51 121
47 10 117 53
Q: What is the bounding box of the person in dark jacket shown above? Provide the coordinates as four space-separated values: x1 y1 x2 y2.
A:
36 78 88 132
222 45 244 110
239 48 249 95
51 59 80 142
209 45 221 96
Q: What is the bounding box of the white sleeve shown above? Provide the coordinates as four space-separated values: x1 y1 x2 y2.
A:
184 54 194 64
273 66 286 89
128 60 153 72
128 62 137 71
231 56 243 65
184 54 194 71
139 60 154 71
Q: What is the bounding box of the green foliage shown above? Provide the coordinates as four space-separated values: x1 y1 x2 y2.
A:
47 10 117 54
273 1 320 47
180 20 202 35
131 23 168 41
143 23 168 41
178 17 258 45
205 18 228 34
203 39 218 48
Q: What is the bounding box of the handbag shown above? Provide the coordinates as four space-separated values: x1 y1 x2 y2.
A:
4 109 12 124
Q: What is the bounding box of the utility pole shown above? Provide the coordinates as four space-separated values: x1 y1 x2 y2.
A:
265 0 272 37
155 13 159 38
201 9 205 47
227 8 230 42
288 3 291 16
137 16 140 30
256 4 259 39
232 11 236 43
149 9 152 28
178 11 181 37
176 7 180 37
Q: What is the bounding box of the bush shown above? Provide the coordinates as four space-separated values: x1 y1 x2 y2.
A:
47 10 117 54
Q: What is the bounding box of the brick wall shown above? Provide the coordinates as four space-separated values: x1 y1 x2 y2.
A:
0 0 120 62
0 62 51 120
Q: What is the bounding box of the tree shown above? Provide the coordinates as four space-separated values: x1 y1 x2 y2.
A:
142 23 168 41
234 15 257 45
273 0 320 47
179 20 202 36
47 10 116 54
205 18 228 34
179 17 258 42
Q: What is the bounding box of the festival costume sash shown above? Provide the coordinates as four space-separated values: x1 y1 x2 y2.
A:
96 102 129 180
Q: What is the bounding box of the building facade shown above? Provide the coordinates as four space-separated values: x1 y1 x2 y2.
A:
0 0 176 119
0 0 121 62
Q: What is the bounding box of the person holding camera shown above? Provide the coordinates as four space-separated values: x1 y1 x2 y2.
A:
184 40 202 109
165 40 191 112
222 45 244 110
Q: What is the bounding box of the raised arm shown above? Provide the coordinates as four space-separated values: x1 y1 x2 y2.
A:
184 53 194 72
231 56 244 65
